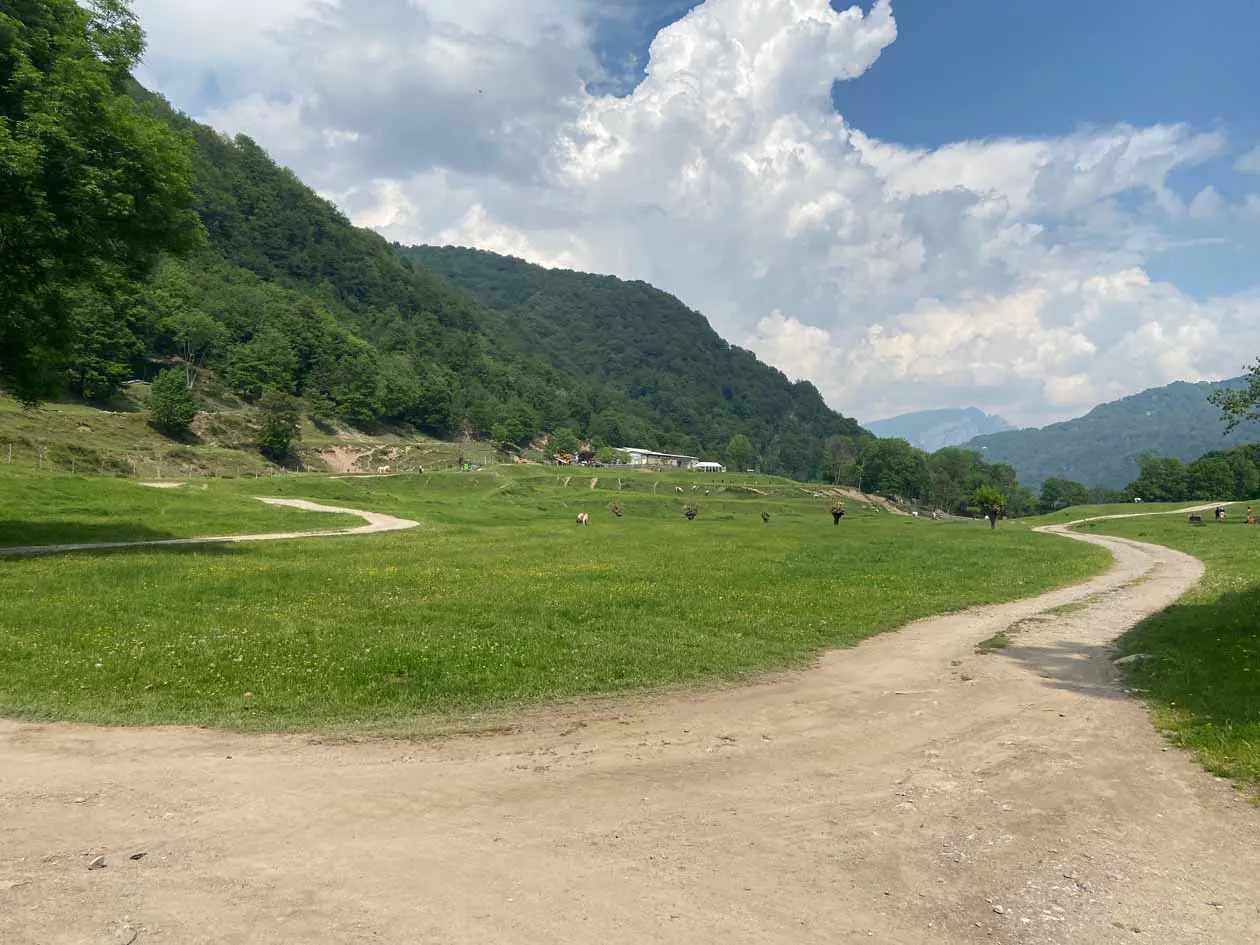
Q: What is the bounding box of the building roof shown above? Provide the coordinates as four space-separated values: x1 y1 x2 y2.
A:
616 447 700 462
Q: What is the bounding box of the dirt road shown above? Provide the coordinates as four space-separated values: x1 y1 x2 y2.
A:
3 521 1258 944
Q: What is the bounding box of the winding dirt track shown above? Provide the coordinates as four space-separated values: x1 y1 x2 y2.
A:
3 510 1259 944
0 498 419 557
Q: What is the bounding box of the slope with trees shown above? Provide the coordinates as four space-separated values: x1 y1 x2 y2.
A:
961 378 1260 489
0 0 200 400
1125 445 1260 504
397 246 864 480
4 0 872 479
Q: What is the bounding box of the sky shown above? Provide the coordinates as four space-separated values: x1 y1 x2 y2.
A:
131 0 1260 427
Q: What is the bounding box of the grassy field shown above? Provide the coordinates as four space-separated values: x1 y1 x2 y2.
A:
0 471 362 548
1027 501 1212 525
1078 512 1260 791
0 467 1110 731
0 387 474 479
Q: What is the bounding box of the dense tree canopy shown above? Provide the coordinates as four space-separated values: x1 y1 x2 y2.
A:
1126 446 1260 503
400 246 865 480
0 0 200 399
1039 477 1091 513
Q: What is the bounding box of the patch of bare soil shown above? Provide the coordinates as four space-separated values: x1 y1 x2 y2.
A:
2 524 1257 944
317 445 368 474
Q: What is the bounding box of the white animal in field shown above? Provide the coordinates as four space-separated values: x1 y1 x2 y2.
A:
675 486 684 494
377 465 391 474
576 512 589 526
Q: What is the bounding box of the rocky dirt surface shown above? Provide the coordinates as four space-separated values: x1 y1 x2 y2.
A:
2 522 1257 944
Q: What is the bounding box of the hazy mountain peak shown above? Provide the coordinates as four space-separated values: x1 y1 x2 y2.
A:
867 408 1013 452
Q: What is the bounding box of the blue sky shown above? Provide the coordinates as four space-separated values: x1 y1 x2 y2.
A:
135 0 1260 425
586 0 1260 299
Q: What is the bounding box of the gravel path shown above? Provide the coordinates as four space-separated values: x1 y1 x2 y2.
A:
2 507 1257 944
0 498 419 557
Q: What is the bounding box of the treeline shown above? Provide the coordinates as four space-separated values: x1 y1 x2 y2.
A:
822 438 1036 516
1126 446 1260 503
1033 445 1260 511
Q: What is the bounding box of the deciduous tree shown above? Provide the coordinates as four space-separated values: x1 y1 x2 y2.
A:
147 367 197 436
1 0 200 399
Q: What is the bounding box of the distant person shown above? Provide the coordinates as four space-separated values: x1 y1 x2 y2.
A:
1249 507 1255 525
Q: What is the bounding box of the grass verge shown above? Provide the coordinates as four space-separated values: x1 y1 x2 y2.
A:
0 473 362 548
1078 514 1260 792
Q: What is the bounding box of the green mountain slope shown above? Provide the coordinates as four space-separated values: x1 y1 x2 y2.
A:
962 378 1260 489
23 88 864 480
397 245 864 477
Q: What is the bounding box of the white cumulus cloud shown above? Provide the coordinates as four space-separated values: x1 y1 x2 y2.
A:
132 0 1260 427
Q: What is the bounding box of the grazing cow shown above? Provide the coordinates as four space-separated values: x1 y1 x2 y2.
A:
831 504 846 525
576 512 589 526
675 486 685 494
760 511 770 524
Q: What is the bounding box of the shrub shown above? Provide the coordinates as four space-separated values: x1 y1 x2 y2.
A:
148 369 198 437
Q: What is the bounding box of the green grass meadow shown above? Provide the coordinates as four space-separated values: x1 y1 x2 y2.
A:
0 471 362 548
1078 512 1260 792
0 467 1110 731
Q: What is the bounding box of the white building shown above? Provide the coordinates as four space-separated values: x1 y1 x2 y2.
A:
694 461 726 473
616 447 699 469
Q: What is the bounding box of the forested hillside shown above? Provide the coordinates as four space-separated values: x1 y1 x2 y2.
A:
961 378 1260 489
400 246 862 476
11 82 866 479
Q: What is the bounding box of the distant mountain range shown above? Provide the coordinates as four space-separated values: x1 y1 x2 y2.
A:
960 377 1260 489
866 407 1013 452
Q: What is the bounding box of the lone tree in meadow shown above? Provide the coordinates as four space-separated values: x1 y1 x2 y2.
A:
1 0 201 401
973 485 1006 529
147 367 198 437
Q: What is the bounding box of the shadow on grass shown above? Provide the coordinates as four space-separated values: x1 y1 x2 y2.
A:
0 521 181 549
1003 585 1260 722
0 522 250 558
1116 585 1260 726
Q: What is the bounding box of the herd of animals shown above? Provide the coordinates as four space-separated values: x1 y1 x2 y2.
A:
574 503 847 526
